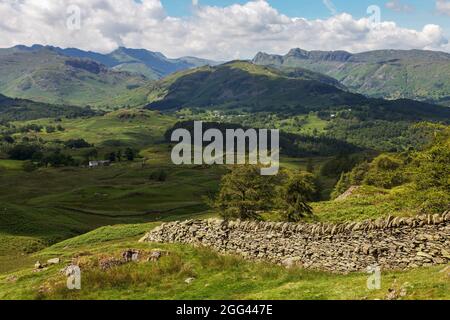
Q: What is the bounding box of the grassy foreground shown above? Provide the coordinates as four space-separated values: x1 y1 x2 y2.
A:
0 223 448 300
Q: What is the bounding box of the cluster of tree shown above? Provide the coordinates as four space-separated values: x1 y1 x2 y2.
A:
149 169 168 182
331 125 450 213
18 124 44 133
105 148 136 162
45 125 65 133
1 135 14 144
3 123 65 134
165 121 360 157
325 119 439 152
319 153 372 178
64 139 92 149
7 144 76 168
0 94 99 122
209 165 317 222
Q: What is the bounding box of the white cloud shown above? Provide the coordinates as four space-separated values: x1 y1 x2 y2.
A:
385 0 414 13
0 0 448 60
436 0 450 15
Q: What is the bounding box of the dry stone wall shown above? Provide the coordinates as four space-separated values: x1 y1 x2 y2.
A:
140 212 450 273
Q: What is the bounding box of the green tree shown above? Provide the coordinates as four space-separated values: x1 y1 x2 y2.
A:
364 155 405 189
125 148 135 161
331 172 351 200
211 165 279 221
412 144 450 192
306 158 314 173
349 161 369 185
83 148 98 161
278 171 316 221
46 126 56 133
107 152 116 162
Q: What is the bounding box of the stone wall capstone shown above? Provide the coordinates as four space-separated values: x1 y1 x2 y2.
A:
140 212 450 273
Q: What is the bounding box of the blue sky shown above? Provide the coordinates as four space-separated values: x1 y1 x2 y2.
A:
161 0 450 36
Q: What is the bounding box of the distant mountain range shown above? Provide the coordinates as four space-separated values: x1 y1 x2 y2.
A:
0 47 148 106
253 48 450 106
10 45 219 80
0 45 219 106
2 44 450 113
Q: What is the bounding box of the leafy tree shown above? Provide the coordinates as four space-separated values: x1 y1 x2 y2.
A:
107 152 116 162
349 161 369 185
46 126 56 133
41 150 75 167
149 169 168 182
412 144 450 192
306 158 314 173
64 139 91 149
125 148 135 161
331 172 351 200
83 148 98 161
278 171 316 221
2 135 14 144
7 144 40 160
364 155 406 189
211 165 279 220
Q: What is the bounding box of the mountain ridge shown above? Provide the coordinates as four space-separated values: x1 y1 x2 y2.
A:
0 48 148 107
134 61 450 124
7 44 219 80
253 48 450 106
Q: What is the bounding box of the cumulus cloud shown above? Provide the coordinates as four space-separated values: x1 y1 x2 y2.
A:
385 0 414 13
436 0 450 15
0 0 448 60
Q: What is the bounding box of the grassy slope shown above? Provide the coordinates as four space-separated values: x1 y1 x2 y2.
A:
0 109 431 270
0 49 146 108
1 107 448 299
107 61 362 110
0 94 97 122
311 185 423 223
0 223 448 300
16 109 175 148
0 161 224 273
0 110 223 272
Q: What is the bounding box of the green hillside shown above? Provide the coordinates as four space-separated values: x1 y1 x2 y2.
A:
0 48 146 107
253 48 450 106
0 222 448 300
143 61 363 112
137 61 450 122
0 93 97 121
0 110 448 300
110 61 450 151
